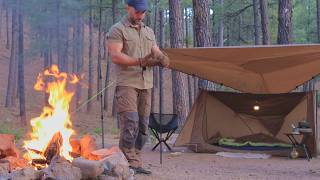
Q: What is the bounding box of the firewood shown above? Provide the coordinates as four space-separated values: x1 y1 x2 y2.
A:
44 132 63 164
72 157 104 179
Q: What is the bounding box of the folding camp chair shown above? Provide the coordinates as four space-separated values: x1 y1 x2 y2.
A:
149 113 178 151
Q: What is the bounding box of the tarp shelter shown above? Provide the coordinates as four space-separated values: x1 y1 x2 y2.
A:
164 44 320 156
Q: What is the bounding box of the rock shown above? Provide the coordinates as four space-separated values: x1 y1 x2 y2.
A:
90 146 121 160
98 174 119 180
80 134 97 159
0 157 29 171
0 134 19 158
7 167 40 180
0 162 9 176
100 151 133 180
43 161 82 180
72 157 104 179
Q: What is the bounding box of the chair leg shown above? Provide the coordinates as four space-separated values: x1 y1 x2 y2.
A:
150 129 162 151
150 128 177 152
302 144 310 161
163 141 172 151
305 145 312 159
152 141 161 151
162 129 177 151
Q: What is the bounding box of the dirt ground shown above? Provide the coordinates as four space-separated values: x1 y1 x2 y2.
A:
95 134 320 180
136 148 320 180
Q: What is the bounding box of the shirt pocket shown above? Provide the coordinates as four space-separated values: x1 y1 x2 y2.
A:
144 34 154 52
123 32 136 53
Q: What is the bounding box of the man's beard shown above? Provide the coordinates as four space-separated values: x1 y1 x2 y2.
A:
129 17 142 25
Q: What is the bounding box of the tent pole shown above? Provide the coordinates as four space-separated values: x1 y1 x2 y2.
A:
159 67 164 165
316 90 319 157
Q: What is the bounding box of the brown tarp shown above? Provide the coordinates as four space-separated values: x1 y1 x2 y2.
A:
165 44 320 93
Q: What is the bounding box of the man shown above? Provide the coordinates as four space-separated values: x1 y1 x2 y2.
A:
107 0 169 175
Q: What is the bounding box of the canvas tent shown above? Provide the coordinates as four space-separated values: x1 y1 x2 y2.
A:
164 44 320 156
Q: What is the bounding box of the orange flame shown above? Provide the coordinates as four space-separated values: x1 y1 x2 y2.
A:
24 65 79 162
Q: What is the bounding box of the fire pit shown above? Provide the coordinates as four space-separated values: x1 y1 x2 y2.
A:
0 65 133 180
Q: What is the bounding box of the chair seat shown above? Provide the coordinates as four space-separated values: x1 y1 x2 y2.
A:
149 119 178 133
148 113 179 151
148 113 178 132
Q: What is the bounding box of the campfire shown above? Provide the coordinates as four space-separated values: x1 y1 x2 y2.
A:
23 64 78 168
0 65 132 179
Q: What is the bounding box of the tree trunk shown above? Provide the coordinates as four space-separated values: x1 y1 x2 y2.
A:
259 0 270 45
97 0 102 101
253 0 260 45
218 0 224 47
169 0 188 126
185 8 193 109
159 8 165 114
151 0 160 113
55 0 62 69
76 17 84 108
87 0 94 112
17 0 26 124
43 29 50 106
103 31 107 60
193 0 215 91
5 4 17 108
0 0 3 40
111 0 120 123
63 26 69 72
112 0 120 24
185 8 189 48
277 0 293 44
238 14 242 45
6 4 9 49
317 0 320 42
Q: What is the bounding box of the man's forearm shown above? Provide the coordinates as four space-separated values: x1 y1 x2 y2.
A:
111 52 140 66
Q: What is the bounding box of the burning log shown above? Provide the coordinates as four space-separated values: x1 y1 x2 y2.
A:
31 158 47 168
44 132 63 164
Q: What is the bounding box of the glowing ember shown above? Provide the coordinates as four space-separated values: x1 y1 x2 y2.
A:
23 65 79 163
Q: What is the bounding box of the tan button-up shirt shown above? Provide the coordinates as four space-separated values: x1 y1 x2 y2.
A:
107 16 156 89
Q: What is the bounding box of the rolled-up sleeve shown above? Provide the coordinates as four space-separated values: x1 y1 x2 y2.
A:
107 26 123 43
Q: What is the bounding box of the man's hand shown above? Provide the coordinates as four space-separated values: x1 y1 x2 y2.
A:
139 51 170 68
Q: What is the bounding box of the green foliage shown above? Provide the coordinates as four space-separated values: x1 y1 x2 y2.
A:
0 123 25 141
110 127 119 135
93 127 102 136
293 0 317 43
